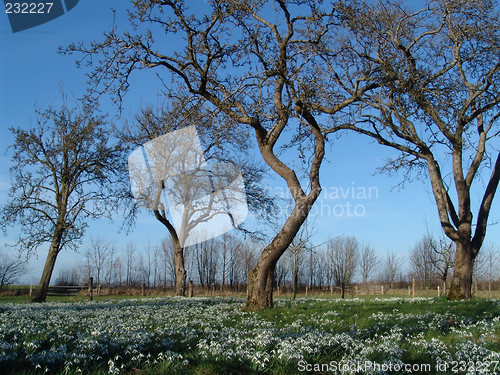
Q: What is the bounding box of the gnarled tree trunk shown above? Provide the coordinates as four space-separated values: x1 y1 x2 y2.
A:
447 240 474 300
247 261 276 310
173 239 187 296
246 200 313 309
154 208 186 296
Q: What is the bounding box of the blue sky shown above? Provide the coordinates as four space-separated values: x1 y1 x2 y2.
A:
1 1 499 284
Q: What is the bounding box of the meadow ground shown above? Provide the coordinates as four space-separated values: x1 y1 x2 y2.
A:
1 294 500 374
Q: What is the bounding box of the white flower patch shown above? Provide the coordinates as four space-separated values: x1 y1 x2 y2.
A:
1 296 500 373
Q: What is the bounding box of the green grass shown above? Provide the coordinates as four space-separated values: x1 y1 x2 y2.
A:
260 296 500 328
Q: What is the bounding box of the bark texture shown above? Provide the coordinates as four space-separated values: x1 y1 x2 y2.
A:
447 241 474 300
154 208 186 296
31 243 60 302
173 239 187 296
247 199 315 309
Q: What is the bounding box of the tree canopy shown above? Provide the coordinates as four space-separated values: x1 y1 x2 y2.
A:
62 0 500 304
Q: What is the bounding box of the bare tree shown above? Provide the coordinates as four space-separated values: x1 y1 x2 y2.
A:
64 1 374 309
327 236 359 298
158 237 172 288
226 237 250 290
192 238 219 289
312 250 331 290
237 242 259 289
0 250 27 292
125 241 137 287
290 245 306 300
84 236 116 294
275 250 292 290
0 98 126 302
136 253 148 287
428 233 455 295
474 242 499 291
151 244 160 288
326 0 500 300
359 243 380 291
409 236 438 289
273 206 318 298
54 264 80 287
305 247 318 289
142 240 155 288
122 99 273 297
288 217 319 299
379 252 405 290
104 242 120 287
219 233 240 291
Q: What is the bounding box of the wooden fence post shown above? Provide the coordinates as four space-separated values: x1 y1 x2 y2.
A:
29 284 32 297
142 283 145 296
88 277 93 301
412 278 415 298
305 286 308 296
438 285 441 297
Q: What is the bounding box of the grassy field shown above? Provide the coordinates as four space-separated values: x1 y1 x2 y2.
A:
1 295 500 374
2 286 500 303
